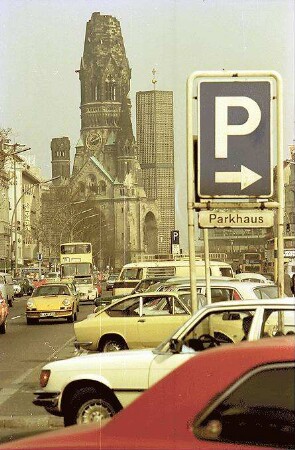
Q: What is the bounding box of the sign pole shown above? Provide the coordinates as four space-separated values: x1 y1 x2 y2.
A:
203 228 212 304
275 73 285 297
187 73 198 315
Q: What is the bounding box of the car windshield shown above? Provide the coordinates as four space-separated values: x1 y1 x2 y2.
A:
32 285 70 297
75 278 92 285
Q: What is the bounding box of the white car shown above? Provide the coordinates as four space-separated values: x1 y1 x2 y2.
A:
33 298 295 427
156 278 281 303
74 276 98 302
234 272 273 284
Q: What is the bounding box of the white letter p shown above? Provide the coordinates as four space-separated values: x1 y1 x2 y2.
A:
215 96 261 158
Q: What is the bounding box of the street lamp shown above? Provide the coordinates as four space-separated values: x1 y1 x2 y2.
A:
10 175 60 276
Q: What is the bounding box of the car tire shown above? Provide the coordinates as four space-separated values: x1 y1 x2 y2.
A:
0 320 7 334
63 387 117 427
67 311 75 323
26 317 38 325
8 297 13 307
74 312 77 321
102 338 128 352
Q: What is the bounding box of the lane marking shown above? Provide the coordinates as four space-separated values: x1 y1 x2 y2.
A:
10 315 22 320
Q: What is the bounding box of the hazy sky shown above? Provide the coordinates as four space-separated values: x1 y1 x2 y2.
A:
0 0 294 249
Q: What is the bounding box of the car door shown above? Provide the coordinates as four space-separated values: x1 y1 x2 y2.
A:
137 295 190 348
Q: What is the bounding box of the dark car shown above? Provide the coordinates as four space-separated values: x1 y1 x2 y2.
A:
14 278 34 296
105 273 119 291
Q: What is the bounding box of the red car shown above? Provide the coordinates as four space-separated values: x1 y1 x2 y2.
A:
2 336 294 449
0 291 8 334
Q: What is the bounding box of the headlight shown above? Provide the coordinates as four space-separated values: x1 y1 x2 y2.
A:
40 369 51 388
27 300 35 308
62 299 71 306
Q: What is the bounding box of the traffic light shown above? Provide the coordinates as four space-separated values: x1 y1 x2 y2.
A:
286 223 290 233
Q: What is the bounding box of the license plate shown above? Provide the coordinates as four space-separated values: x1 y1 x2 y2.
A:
40 312 56 317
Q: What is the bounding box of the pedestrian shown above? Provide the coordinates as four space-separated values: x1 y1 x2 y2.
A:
236 264 243 274
291 274 295 297
284 267 293 297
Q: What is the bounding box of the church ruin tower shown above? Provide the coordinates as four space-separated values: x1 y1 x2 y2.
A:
75 12 132 176
51 137 70 185
70 12 160 269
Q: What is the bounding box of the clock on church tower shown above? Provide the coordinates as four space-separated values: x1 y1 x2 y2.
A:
85 130 102 151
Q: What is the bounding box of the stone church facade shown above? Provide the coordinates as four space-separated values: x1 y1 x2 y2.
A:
50 13 161 270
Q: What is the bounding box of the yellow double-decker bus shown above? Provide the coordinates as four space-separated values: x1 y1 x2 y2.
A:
60 242 92 278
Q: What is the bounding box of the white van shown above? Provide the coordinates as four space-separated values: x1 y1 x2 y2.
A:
113 260 234 296
0 273 14 306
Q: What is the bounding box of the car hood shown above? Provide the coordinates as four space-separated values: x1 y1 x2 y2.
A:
31 296 72 309
44 348 156 389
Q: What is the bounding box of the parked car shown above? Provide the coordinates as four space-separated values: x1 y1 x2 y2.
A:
0 291 8 334
106 273 119 291
10 337 294 450
0 272 14 307
33 298 295 427
75 291 192 352
26 283 79 325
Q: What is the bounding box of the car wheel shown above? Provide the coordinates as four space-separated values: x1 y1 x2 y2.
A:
26 318 38 325
67 311 75 323
102 338 127 352
8 297 13 307
63 387 117 427
74 312 77 321
0 320 7 334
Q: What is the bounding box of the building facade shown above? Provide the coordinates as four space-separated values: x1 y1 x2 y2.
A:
136 90 175 254
0 140 10 271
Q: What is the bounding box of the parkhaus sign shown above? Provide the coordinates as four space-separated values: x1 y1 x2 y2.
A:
198 210 274 228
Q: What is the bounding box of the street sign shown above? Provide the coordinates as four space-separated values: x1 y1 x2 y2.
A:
197 77 274 198
198 210 274 228
171 230 180 245
37 253 43 261
171 230 180 255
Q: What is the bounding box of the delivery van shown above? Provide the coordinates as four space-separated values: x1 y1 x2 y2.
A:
113 260 234 296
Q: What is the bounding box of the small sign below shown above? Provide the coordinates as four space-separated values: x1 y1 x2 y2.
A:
284 249 295 258
198 210 274 228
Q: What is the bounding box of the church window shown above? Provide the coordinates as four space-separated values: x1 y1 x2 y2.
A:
105 75 116 101
98 180 106 195
88 174 98 194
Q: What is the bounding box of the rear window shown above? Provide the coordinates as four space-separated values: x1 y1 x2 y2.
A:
220 267 233 277
253 286 281 299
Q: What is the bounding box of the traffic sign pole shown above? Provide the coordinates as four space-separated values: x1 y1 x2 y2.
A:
186 73 199 314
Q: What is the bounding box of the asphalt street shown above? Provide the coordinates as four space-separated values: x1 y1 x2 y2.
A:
0 293 98 443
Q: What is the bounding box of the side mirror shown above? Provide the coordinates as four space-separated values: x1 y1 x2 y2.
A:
169 338 183 354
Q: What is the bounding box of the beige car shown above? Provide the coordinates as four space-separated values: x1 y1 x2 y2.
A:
74 292 192 352
26 283 79 325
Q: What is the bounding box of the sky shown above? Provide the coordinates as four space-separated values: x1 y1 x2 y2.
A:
0 0 294 250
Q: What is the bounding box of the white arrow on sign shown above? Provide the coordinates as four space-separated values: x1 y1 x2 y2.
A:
215 165 262 190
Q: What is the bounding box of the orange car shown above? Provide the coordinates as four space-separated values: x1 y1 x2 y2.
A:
0 291 8 334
